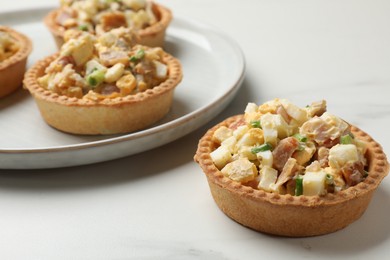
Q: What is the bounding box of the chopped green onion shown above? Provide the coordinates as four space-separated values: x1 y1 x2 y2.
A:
340 134 353 144
129 49 145 62
363 170 369 177
325 174 334 185
251 143 272 154
295 175 303 196
293 133 307 142
250 120 262 129
87 70 105 87
78 24 88 31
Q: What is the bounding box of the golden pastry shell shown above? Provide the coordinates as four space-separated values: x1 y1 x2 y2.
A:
44 2 172 49
0 26 32 98
194 115 389 237
23 49 182 135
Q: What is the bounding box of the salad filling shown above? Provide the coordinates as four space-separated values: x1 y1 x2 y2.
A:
0 30 19 62
38 27 169 99
56 0 158 35
210 99 368 196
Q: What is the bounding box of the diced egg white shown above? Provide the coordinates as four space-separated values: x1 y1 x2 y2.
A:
153 61 168 79
233 125 249 140
256 150 273 167
303 170 327 196
210 146 232 169
329 144 359 169
261 113 290 140
70 35 94 66
221 136 237 154
258 166 278 192
244 103 258 114
104 63 125 83
262 127 278 147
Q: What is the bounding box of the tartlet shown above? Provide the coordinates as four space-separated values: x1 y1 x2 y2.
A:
44 0 172 48
194 99 389 237
23 29 182 135
0 26 32 98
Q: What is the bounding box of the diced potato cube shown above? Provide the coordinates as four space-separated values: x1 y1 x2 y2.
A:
329 144 359 169
70 35 94 66
213 126 233 144
303 170 327 196
221 136 237 154
210 146 232 169
258 166 278 192
221 158 257 183
257 150 273 167
153 61 168 79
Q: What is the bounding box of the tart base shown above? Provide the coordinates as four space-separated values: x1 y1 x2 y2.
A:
195 115 389 237
206 174 374 237
32 88 174 135
44 2 172 49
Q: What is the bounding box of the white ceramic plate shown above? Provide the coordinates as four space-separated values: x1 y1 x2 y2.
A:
0 7 245 169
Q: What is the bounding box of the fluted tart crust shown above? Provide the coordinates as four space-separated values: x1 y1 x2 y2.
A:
194 114 389 237
0 26 32 98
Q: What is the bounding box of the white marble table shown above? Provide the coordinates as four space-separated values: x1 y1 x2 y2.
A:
1 0 390 259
